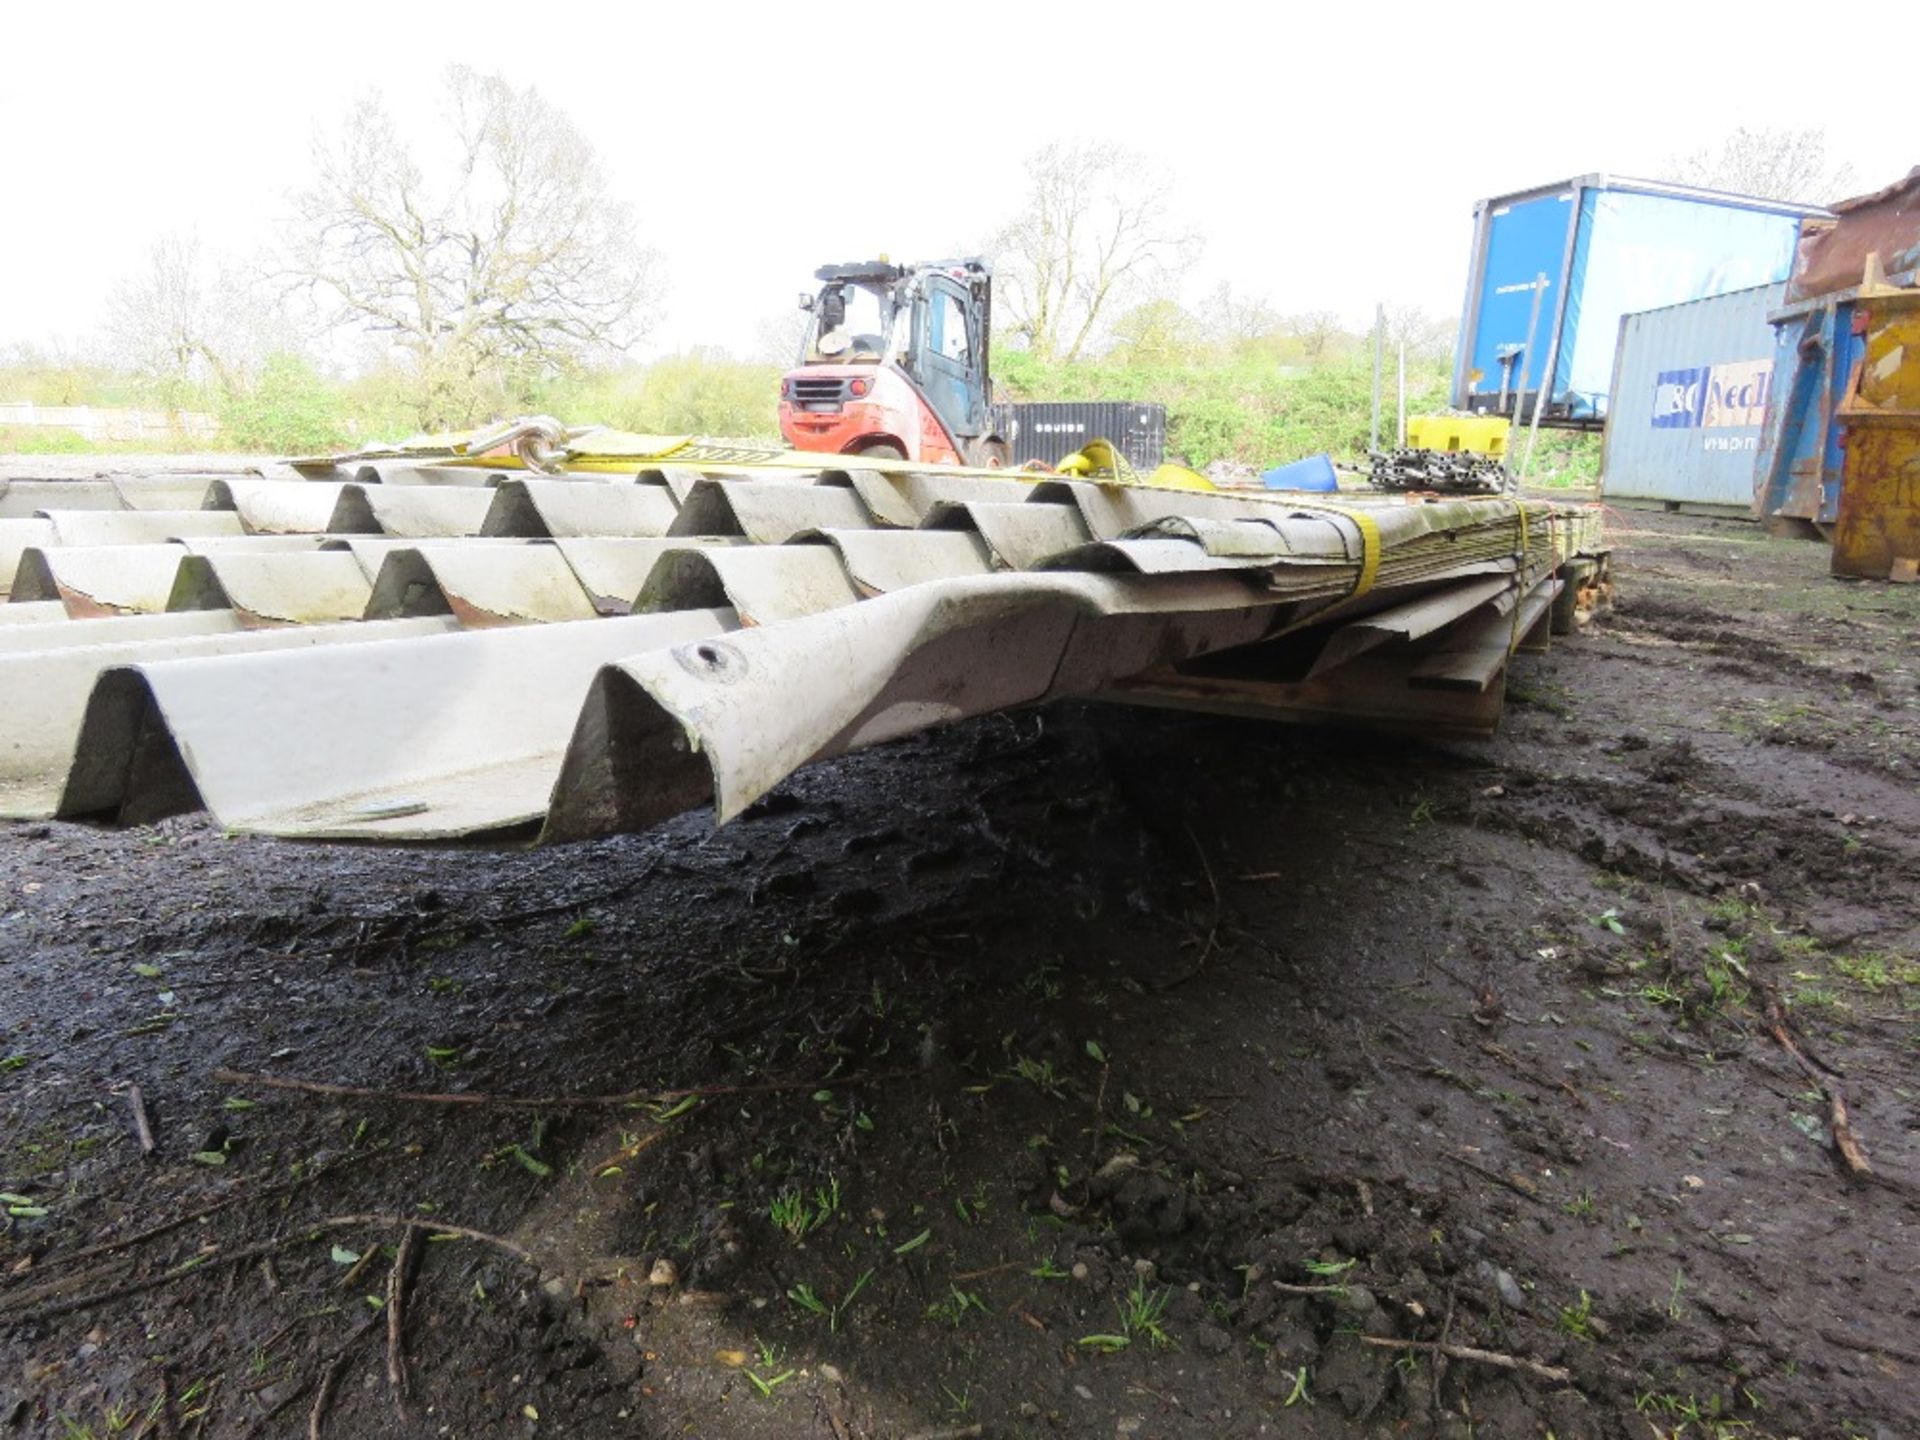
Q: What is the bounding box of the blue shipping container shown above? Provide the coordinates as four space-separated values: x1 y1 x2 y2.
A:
1452 176 1825 424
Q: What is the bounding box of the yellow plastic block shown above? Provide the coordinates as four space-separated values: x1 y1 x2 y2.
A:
1407 415 1510 457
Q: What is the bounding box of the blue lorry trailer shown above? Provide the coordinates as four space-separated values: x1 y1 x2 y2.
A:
1451 175 1825 428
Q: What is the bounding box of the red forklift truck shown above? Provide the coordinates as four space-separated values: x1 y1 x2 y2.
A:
778 258 1014 467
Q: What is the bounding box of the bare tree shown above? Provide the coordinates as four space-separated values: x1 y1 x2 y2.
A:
1198 281 1281 346
107 233 250 400
1665 127 1858 205
287 67 662 427
992 143 1199 364
1282 310 1346 362
1381 303 1456 364
752 308 813 369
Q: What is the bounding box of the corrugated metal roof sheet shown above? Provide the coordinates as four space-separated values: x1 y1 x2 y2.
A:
0 459 1607 845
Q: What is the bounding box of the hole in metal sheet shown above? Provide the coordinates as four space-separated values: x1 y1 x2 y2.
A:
678 640 747 683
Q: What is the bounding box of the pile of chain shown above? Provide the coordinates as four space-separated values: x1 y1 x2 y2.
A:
1367 448 1510 495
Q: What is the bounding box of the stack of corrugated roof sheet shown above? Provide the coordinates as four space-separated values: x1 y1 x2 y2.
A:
0 446 1607 845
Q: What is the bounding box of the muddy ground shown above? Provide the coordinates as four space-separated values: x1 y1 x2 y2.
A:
1 507 1916 1440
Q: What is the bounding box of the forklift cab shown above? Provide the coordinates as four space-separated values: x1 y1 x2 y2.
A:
788 258 1005 465
911 268 990 447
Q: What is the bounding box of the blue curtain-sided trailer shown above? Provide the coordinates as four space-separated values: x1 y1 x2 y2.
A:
1452 176 1825 428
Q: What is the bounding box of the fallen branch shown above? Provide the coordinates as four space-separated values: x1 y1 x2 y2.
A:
1759 984 1871 1177
1357 1335 1571 1383
901 1427 984 1440
212 1066 915 1112
386 1224 422 1411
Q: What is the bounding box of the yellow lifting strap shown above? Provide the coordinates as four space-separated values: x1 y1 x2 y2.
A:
1265 498 1383 603
1508 499 1532 651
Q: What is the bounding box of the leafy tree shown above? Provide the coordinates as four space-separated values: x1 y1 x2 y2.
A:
215 353 350 453
1106 298 1203 368
286 66 662 429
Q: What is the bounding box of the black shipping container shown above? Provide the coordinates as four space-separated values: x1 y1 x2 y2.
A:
994 402 1166 471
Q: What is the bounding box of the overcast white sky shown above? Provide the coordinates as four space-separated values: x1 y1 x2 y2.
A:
2 2 1906 365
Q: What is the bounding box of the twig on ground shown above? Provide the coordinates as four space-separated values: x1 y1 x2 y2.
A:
4 1214 536 1327
17 1146 405 1279
385 1225 423 1410
1357 1335 1571 1383
157 1365 180 1440
584 1128 669 1177
1446 1152 1546 1205
240 1380 313 1440
309 1317 379 1440
318 1214 537 1266
1090 1062 1110 1165
1432 1281 1457 1420
241 1374 312 1440
901 1427 984 1440
951 1259 1030 1283
1479 1041 1587 1108
127 1085 156 1156
1759 983 1871 1177
1269 1281 1350 1296
336 1244 380 1293
305 865 663 961
212 1067 915 1112
1818 1327 1920 1365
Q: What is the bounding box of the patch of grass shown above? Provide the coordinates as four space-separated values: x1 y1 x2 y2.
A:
1789 978 1845 1012
745 1366 795 1399
926 1284 988 1328
1634 1388 1752 1438
787 1267 873 1332
1556 1289 1596 1339
1832 952 1920 992
1281 1366 1311 1407
1115 1276 1173 1348
770 1175 841 1244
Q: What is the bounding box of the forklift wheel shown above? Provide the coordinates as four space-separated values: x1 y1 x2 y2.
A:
974 439 1010 469
858 443 906 461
